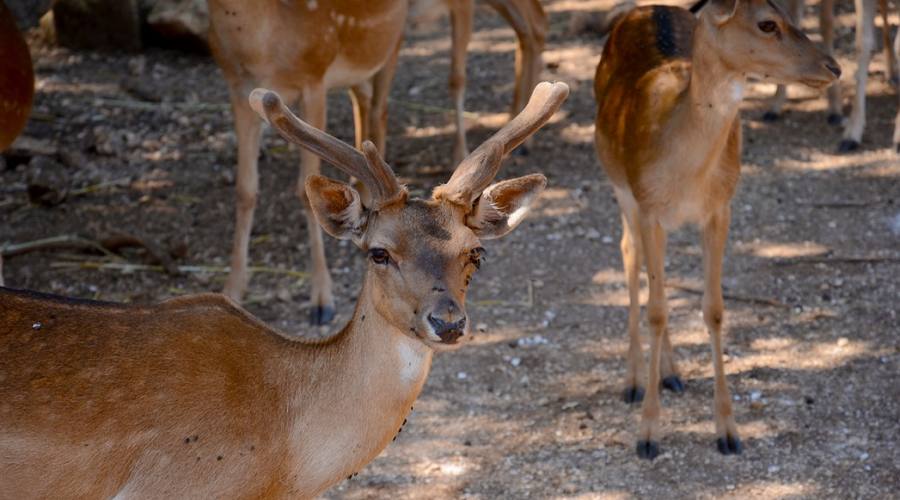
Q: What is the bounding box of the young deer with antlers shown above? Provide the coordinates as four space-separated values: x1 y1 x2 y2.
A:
0 81 567 498
594 0 839 459
208 0 409 324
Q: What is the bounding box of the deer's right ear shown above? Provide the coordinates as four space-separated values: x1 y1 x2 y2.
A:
305 175 368 242
709 0 740 24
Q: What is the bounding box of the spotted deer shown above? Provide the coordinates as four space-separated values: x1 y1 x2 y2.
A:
0 81 567 498
207 0 409 324
594 0 839 459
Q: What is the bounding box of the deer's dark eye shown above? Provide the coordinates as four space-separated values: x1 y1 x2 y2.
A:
468 247 486 270
758 20 778 33
369 248 390 265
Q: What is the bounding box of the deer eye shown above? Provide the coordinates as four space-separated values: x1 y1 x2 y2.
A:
468 247 486 270
369 248 391 265
758 20 778 33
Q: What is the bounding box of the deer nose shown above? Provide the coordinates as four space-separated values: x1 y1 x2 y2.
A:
824 57 841 78
426 299 466 343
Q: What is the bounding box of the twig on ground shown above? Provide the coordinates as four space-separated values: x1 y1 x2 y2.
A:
2 235 120 259
667 282 789 309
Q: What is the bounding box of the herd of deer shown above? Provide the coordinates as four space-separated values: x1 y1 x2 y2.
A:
0 0 885 495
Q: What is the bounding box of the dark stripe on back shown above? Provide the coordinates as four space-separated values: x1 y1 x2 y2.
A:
652 6 679 57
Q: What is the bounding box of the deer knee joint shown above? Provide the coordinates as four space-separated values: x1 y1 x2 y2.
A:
449 72 466 94
647 310 667 331
235 185 257 211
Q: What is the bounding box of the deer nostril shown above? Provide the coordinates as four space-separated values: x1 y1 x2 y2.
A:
825 60 841 78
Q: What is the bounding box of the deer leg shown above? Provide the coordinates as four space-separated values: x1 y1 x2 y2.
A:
880 0 896 85
298 84 335 325
635 216 667 460
701 204 742 455
894 24 900 152
820 0 843 124
370 35 402 155
223 83 263 301
449 0 473 165
618 210 646 404
764 0 803 121
349 82 373 151
841 0 876 151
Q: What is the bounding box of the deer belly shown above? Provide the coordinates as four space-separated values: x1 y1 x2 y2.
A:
323 56 381 89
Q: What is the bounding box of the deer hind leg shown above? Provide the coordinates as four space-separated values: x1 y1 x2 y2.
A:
841 0 876 152
449 0 473 165
349 82 375 207
880 0 896 85
369 35 403 155
635 216 668 460
894 24 900 152
820 0 843 124
298 84 335 325
223 82 264 301
702 205 741 455
618 209 646 404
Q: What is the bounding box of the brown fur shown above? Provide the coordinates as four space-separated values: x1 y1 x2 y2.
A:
0 82 564 498
594 1 839 458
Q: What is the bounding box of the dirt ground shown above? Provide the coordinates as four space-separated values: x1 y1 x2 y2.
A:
2 0 899 498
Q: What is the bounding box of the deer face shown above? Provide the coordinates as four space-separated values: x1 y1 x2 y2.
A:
704 0 841 88
248 82 567 350
305 174 546 350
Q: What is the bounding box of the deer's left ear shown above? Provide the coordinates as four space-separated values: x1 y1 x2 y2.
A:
466 174 546 239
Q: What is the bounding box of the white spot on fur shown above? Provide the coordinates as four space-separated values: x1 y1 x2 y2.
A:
397 337 429 385
306 0 318 10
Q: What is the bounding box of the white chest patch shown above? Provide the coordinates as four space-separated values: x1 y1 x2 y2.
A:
396 339 429 386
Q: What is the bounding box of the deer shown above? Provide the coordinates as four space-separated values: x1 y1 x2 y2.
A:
593 0 839 459
207 0 410 325
0 81 567 498
0 0 35 287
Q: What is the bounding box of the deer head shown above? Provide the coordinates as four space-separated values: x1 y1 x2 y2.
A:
249 82 568 349
700 0 841 88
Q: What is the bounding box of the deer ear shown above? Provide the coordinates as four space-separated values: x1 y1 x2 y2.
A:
466 174 546 239
710 0 740 24
305 175 368 242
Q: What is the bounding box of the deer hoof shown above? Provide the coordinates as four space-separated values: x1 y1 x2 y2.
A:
310 305 335 325
837 139 859 153
716 434 743 455
826 113 843 126
761 111 780 122
622 386 645 404
636 440 660 460
661 375 685 394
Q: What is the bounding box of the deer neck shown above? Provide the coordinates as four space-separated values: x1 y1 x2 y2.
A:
684 23 746 134
284 277 433 493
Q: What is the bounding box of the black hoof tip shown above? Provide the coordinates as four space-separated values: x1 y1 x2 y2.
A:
512 144 530 157
716 435 743 455
623 386 645 404
636 440 660 460
661 375 685 394
310 305 336 325
826 113 843 126
837 139 859 153
761 111 780 122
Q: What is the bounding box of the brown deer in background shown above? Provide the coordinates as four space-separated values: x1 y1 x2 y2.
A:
0 0 35 287
207 0 409 324
0 81 567 498
594 0 839 459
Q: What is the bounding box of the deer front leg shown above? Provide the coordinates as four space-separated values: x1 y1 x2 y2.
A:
223 84 263 301
299 84 335 325
763 0 803 121
619 211 646 403
449 0 473 165
819 0 843 124
701 205 741 455
841 0 876 152
635 216 667 460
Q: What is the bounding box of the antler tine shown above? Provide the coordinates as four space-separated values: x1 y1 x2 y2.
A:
434 81 569 207
248 89 405 208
